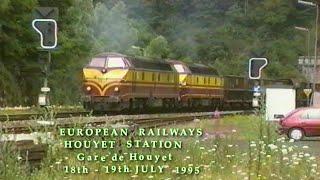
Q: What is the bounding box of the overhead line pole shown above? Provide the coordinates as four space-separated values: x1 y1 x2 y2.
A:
244 0 248 15
313 4 319 105
295 26 312 105
298 0 319 106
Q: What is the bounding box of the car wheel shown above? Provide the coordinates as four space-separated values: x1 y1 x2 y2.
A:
288 128 304 141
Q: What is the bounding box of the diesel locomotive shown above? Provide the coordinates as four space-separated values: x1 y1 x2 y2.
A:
82 52 296 112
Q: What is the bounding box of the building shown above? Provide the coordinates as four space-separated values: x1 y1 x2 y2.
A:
298 56 320 83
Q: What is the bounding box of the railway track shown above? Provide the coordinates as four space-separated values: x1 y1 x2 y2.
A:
0 110 253 165
125 110 251 128
0 110 91 122
0 110 252 133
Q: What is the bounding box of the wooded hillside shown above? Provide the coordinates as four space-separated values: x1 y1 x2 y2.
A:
0 0 314 105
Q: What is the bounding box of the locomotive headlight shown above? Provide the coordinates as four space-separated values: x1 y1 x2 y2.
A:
86 86 91 91
114 87 119 92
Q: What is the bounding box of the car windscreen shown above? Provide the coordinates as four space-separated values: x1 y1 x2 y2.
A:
284 109 300 118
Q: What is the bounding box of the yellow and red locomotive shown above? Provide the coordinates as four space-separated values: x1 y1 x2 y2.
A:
82 52 294 111
83 53 179 111
167 60 224 109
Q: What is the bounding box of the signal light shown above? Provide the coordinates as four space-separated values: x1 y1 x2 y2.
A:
249 58 268 79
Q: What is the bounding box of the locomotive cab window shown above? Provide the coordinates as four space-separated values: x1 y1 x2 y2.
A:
173 64 186 73
89 57 106 67
107 57 126 68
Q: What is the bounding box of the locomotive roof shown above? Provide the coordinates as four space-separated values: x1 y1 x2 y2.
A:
93 52 173 72
187 64 219 76
95 52 126 57
127 57 174 72
167 59 219 75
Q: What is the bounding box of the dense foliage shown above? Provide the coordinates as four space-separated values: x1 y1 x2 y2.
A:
0 0 315 105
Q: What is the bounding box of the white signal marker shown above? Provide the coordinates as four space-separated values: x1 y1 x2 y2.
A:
249 58 268 79
32 19 57 49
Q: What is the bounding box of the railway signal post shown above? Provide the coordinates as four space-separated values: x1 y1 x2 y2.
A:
32 7 58 107
249 58 268 111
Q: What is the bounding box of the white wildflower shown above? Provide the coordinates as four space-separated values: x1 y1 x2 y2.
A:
281 149 288 155
310 156 316 160
250 143 257 147
304 153 310 157
268 144 278 150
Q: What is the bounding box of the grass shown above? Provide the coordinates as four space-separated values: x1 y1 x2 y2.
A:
199 115 279 141
0 115 319 180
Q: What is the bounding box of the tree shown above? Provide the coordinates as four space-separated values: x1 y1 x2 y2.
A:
145 35 169 58
0 0 38 105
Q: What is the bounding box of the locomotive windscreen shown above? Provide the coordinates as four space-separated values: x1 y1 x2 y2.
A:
88 57 106 67
130 58 173 71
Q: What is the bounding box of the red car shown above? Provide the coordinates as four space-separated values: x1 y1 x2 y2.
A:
278 107 320 140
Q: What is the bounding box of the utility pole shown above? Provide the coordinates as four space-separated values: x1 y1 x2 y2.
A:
44 51 51 105
294 26 310 60
295 26 312 106
313 4 319 105
244 0 248 16
298 0 319 106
